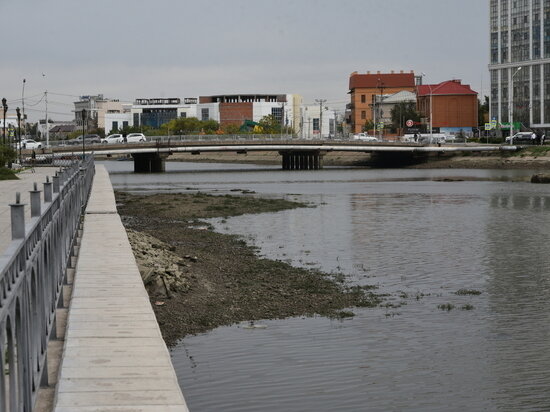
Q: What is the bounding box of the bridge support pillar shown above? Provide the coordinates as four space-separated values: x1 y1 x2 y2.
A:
279 150 324 171
132 153 167 173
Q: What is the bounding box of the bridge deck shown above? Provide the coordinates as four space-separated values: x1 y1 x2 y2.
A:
54 165 188 411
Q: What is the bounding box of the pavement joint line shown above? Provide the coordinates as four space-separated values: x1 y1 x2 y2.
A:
51 164 188 412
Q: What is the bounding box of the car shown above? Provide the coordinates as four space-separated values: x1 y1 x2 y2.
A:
352 133 379 142
125 133 147 143
505 132 536 143
418 133 448 144
102 134 124 144
15 138 42 149
67 134 102 145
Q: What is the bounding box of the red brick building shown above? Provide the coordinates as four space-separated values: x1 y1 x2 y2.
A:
348 71 417 134
417 80 478 131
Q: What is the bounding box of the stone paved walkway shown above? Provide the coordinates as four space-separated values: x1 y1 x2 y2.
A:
54 165 188 412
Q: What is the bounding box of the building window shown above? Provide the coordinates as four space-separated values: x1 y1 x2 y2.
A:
180 112 187 118
133 113 140 127
271 107 283 123
361 95 366 103
313 118 320 131
361 110 366 119
123 121 129 128
201 108 209 121
112 121 118 130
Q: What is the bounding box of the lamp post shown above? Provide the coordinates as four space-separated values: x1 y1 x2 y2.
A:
2 98 7 146
16 107 21 165
81 109 86 159
509 67 522 144
428 84 433 140
420 73 434 142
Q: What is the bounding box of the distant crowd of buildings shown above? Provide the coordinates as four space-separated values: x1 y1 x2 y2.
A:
4 1 550 142
34 73 479 141
65 93 337 139
347 70 479 136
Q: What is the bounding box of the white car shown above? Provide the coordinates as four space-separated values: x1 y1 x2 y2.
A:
505 132 536 143
102 134 124 144
352 133 379 142
125 133 147 143
15 139 42 149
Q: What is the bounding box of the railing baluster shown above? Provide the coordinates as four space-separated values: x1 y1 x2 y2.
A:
0 156 95 410
10 193 25 240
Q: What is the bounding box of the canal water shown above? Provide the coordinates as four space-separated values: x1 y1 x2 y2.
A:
104 161 550 412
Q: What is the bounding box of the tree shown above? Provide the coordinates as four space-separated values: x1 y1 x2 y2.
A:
390 102 421 131
257 114 281 134
478 95 489 126
222 123 242 135
201 119 220 134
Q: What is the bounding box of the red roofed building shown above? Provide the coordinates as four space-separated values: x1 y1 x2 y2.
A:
348 71 417 134
417 80 478 130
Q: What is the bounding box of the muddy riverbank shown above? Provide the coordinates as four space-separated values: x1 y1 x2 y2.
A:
115 192 382 346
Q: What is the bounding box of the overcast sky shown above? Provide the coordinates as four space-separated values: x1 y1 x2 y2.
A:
1 0 488 122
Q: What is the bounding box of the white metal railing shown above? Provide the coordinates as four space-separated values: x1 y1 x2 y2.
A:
0 156 95 411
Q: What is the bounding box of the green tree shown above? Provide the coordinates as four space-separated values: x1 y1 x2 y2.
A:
0 145 16 168
201 119 220 134
222 123 242 134
257 114 281 134
478 95 489 126
362 120 374 133
390 102 421 131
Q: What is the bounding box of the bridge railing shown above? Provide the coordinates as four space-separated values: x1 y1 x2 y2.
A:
45 134 353 147
0 156 95 411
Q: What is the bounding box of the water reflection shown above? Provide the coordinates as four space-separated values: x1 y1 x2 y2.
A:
484 192 550 411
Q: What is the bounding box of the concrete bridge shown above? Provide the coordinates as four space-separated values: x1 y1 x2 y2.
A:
0 160 188 411
48 139 520 173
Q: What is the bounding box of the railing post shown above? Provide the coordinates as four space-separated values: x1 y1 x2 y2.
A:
30 182 42 217
52 173 60 194
43 176 53 203
10 192 26 239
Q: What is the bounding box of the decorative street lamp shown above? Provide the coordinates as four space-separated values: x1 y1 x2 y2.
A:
509 67 522 144
16 107 21 165
81 109 86 159
2 98 7 146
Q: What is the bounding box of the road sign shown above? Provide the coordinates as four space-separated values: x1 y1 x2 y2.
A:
485 123 493 131
406 119 414 127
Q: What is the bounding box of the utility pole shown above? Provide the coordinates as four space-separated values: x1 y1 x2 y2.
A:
378 80 385 140
315 99 326 138
281 102 286 139
45 91 49 147
22 79 26 139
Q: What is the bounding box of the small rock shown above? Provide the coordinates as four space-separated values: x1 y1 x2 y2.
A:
531 173 550 183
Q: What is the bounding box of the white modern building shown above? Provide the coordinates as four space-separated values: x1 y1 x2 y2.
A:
198 94 302 134
131 97 199 129
300 104 336 139
489 0 550 131
74 95 130 130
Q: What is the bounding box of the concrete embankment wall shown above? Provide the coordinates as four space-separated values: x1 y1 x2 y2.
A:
54 165 188 411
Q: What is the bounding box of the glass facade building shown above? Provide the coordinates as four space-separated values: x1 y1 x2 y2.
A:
489 0 550 130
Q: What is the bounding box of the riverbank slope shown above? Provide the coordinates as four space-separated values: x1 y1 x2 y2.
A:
116 192 382 346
